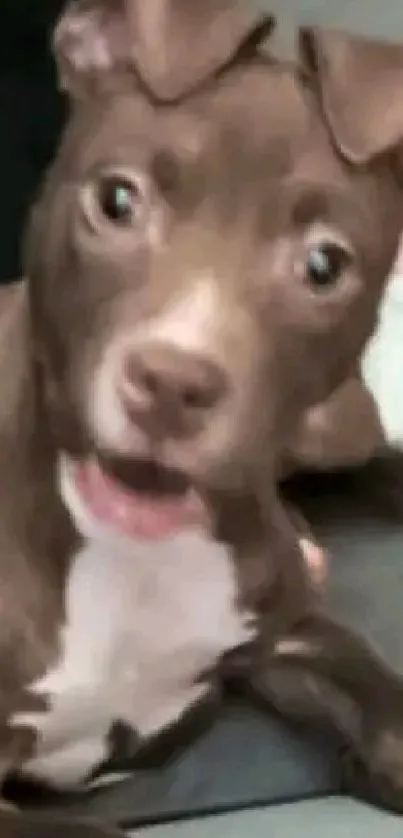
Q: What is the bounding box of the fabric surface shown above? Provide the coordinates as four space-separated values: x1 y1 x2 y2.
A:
10 517 403 831
139 799 403 838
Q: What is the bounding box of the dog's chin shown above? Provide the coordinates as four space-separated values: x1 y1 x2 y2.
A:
59 451 211 542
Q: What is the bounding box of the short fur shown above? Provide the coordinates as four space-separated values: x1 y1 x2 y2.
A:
2 2 403 835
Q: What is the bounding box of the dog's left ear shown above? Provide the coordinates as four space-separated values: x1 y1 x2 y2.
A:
53 0 275 101
299 27 403 164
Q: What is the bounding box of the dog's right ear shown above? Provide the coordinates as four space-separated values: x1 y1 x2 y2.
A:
53 0 275 101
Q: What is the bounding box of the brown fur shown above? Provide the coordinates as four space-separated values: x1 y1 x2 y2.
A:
2 2 403 834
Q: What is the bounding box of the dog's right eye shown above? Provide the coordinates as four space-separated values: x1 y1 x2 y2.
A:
97 176 141 226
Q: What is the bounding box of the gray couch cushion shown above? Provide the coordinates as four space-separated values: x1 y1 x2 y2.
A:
142 799 403 838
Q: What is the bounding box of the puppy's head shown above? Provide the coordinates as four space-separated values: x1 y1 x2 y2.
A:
25 1 403 539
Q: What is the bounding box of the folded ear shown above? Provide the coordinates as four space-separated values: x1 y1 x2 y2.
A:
299 27 403 164
54 0 275 101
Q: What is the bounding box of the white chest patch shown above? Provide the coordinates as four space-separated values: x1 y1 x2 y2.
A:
13 502 255 790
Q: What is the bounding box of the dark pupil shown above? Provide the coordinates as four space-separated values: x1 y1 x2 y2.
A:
307 243 346 287
99 178 134 224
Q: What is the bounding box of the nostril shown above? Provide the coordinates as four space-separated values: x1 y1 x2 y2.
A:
139 368 160 398
182 386 204 409
181 383 219 411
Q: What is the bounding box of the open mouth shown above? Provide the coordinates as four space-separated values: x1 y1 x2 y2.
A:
73 455 209 540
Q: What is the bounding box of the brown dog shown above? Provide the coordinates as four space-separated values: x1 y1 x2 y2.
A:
2 2 403 835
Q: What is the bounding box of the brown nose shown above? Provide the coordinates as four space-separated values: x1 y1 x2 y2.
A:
118 342 226 436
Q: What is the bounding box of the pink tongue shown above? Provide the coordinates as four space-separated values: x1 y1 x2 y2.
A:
75 459 206 539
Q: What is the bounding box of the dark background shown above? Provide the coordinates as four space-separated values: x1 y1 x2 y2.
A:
0 0 65 283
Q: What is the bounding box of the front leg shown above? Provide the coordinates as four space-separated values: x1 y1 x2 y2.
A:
251 610 403 813
0 716 124 837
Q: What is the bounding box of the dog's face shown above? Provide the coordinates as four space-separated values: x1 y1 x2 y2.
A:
25 1 403 535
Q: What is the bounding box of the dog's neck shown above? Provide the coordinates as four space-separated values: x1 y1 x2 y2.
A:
0 283 75 591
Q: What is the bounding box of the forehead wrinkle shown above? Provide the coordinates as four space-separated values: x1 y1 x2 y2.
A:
186 123 294 233
67 62 315 240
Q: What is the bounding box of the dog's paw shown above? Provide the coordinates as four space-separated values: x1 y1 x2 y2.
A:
285 502 328 592
342 722 403 813
299 536 327 591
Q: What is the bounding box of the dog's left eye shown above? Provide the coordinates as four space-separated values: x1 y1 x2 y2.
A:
305 243 351 289
97 176 140 226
